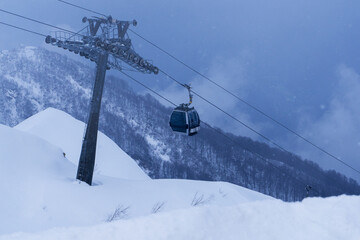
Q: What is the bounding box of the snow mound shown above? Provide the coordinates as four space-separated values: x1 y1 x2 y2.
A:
2 195 359 240
0 124 73 179
1 115 271 236
15 107 150 180
0 124 75 234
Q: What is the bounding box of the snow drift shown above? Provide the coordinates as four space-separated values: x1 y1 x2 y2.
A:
1 195 360 240
15 107 149 180
0 108 271 236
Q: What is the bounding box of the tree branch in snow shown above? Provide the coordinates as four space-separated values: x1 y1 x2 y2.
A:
151 201 166 214
191 192 214 206
106 205 130 222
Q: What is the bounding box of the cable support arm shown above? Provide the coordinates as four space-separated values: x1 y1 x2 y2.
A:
44 16 159 74
183 83 193 106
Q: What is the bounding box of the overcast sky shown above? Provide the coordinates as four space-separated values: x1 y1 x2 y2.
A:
1 0 360 181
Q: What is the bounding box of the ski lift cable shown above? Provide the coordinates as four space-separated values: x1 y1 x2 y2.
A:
127 29 335 152
0 21 47 37
57 0 107 18
0 8 81 35
160 69 360 176
64 25 88 42
119 70 320 197
129 30 360 176
127 23 360 177
161 70 299 156
161 67 283 147
120 71 177 106
200 121 321 197
0 20 319 197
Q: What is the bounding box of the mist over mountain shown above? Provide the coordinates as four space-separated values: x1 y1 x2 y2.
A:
0 46 359 201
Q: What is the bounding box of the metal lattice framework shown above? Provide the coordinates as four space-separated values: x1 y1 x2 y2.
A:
45 16 159 74
45 16 158 185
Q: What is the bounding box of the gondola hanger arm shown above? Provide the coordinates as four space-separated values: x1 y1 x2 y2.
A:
183 83 193 106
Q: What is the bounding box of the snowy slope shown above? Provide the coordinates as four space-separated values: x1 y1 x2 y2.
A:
0 113 271 236
2 195 360 240
15 107 150 180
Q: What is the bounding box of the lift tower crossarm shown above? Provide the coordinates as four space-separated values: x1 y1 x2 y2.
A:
45 16 159 74
45 16 158 185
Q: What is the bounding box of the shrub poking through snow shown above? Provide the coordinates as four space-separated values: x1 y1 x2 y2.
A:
106 205 130 222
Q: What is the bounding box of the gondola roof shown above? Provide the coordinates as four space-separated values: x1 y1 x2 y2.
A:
174 104 194 112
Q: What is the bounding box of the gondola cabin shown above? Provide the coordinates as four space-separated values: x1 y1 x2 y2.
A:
169 105 200 136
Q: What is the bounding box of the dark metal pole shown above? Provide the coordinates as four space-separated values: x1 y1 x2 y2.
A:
76 52 108 185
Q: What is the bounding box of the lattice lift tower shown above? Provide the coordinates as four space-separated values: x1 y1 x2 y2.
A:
45 16 158 185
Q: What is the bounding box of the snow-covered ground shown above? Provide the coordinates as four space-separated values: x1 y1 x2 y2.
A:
1 195 360 240
0 108 359 239
0 108 273 237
